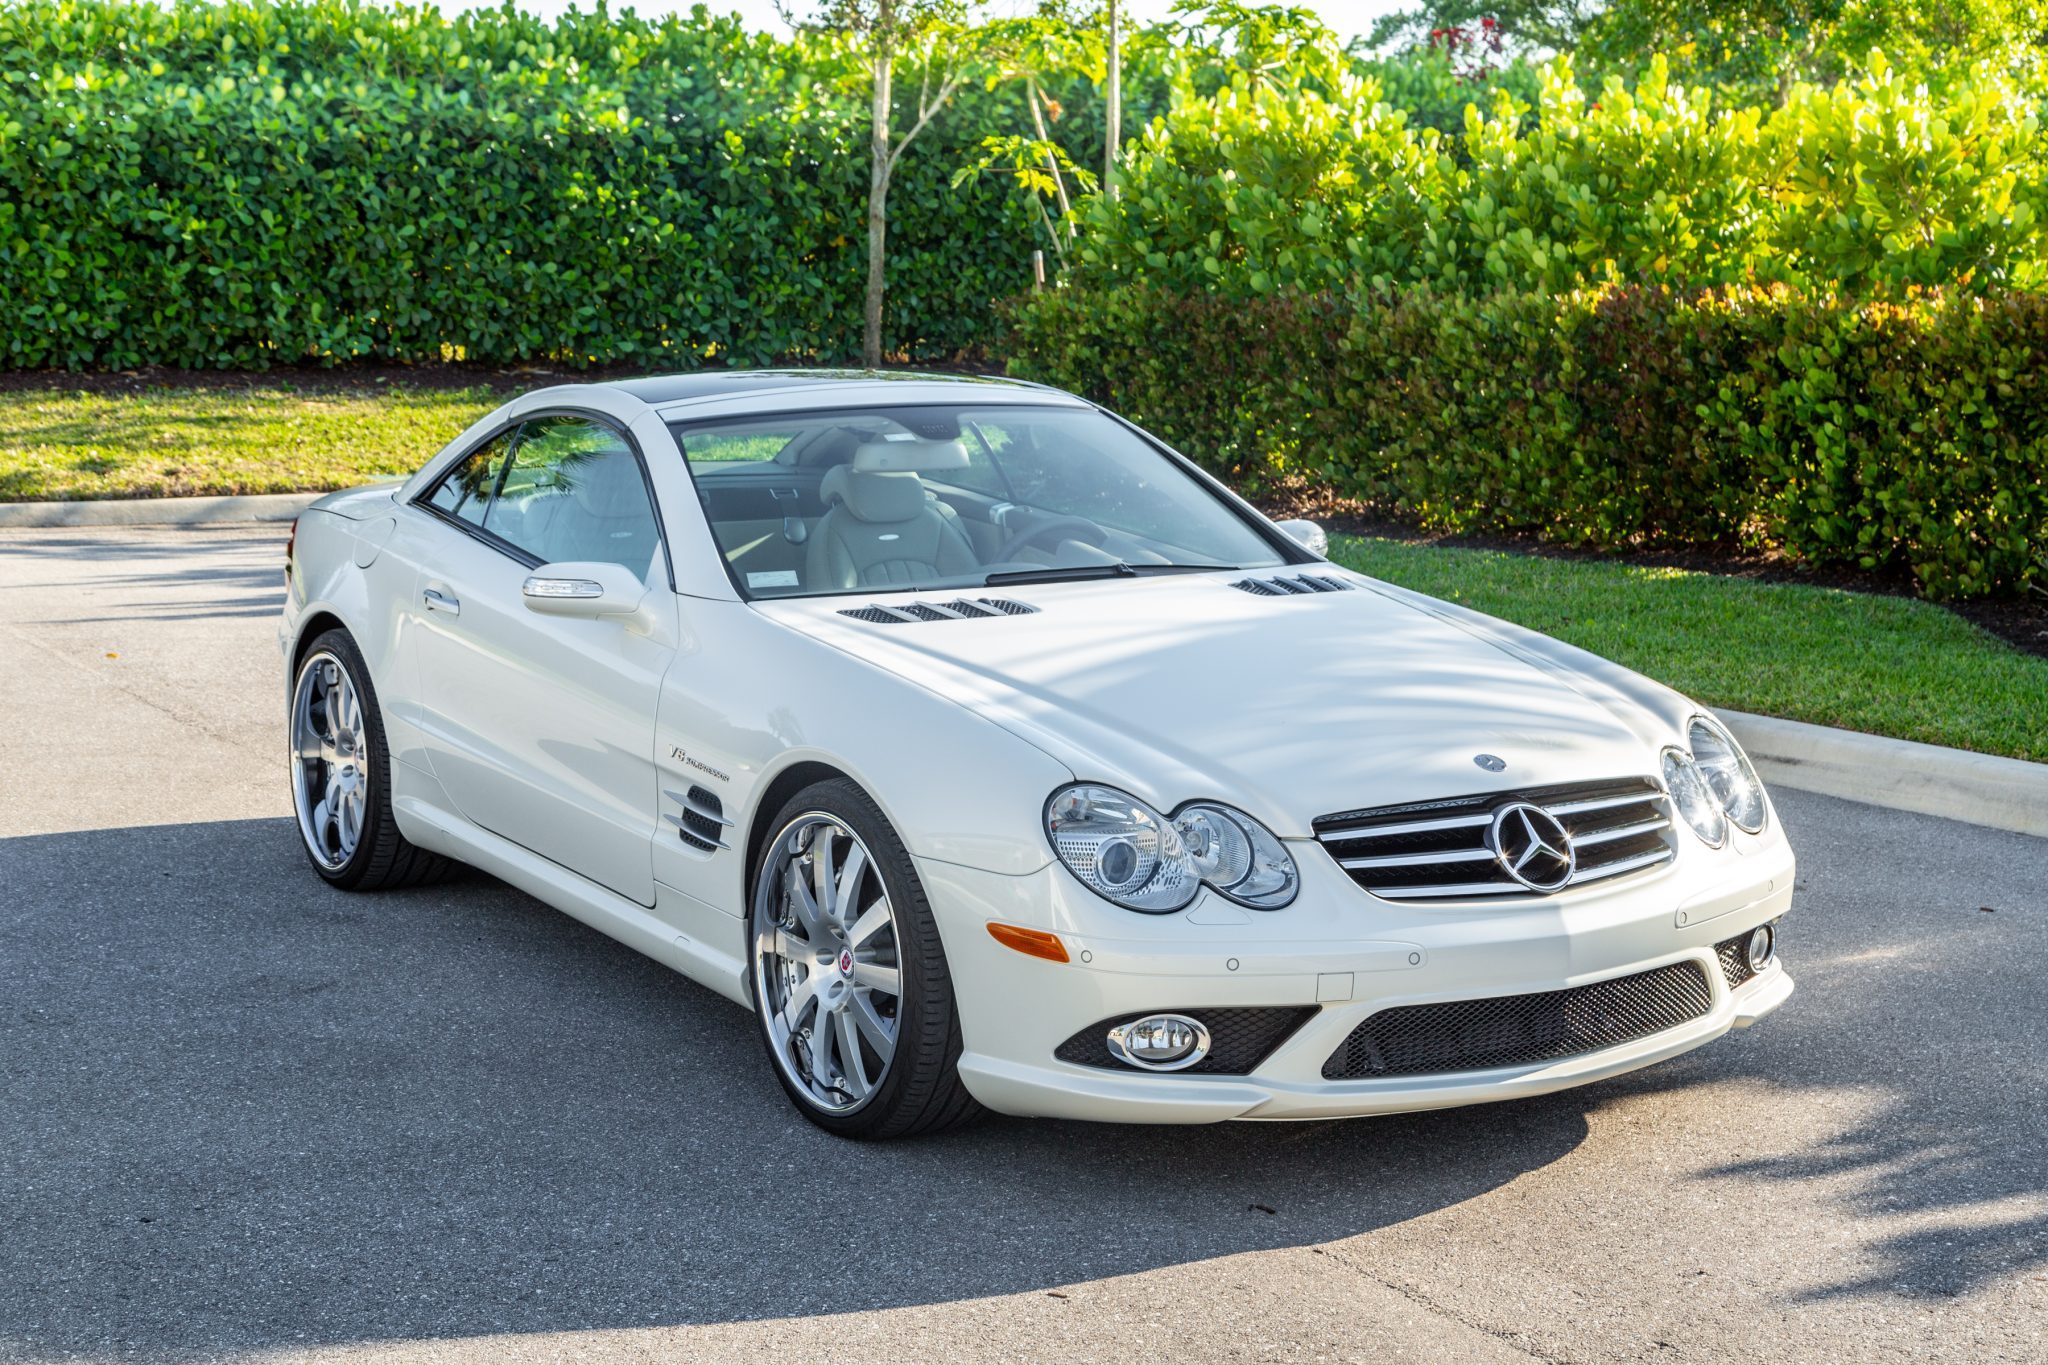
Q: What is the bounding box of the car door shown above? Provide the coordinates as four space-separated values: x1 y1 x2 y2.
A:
409 412 676 906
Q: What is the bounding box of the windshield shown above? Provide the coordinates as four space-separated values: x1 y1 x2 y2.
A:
669 404 1289 599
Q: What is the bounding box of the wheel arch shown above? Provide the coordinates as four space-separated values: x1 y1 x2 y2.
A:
290 609 351 675
743 759 856 905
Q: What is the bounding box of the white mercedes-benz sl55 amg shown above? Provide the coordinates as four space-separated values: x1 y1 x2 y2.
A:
279 370 1794 1138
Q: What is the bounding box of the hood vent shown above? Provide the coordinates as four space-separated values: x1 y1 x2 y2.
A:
1232 574 1358 596
839 597 1038 624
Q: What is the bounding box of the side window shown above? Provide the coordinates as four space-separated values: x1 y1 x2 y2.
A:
489 416 664 582
425 431 516 528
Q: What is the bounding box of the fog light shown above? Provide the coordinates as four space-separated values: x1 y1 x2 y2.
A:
1746 923 1776 973
1106 1013 1211 1071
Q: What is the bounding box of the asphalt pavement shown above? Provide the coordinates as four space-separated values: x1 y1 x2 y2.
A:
2 525 2044 1364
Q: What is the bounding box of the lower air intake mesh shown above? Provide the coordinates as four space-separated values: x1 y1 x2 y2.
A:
1056 1007 1319 1075
1321 961 1714 1080
1716 932 1759 990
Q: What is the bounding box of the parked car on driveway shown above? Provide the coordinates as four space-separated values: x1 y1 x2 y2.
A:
280 370 1794 1138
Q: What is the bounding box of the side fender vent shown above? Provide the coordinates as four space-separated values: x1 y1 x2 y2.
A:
1232 574 1358 597
665 784 732 855
838 597 1039 624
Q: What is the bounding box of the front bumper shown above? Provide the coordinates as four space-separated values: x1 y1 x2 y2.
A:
921 833 1795 1123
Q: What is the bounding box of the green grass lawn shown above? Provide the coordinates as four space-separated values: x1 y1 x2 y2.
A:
0 384 497 501
1331 534 2048 764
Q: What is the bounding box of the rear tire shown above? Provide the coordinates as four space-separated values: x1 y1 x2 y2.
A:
289 628 455 892
748 778 984 1139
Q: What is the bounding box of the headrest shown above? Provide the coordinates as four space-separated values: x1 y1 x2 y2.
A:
852 437 970 474
821 465 928 523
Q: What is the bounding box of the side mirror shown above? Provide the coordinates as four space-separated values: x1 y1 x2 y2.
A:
522 561 648 620
1275 518 1329 558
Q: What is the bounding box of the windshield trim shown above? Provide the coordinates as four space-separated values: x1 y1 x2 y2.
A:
668 400 1313 604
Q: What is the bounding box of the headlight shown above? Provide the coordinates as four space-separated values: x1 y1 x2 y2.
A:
1045 785 1299 912
1688 715 1768 833
1661 747 1727 847
1173 802 1299 908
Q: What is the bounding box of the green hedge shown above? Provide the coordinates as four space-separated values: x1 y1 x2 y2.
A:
0 0 1134 369
1002 284 2048 599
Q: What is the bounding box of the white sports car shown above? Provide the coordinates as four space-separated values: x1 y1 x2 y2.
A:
280 370 1794 1138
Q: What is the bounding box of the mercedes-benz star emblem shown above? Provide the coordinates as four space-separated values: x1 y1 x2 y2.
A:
1487 802 1576 892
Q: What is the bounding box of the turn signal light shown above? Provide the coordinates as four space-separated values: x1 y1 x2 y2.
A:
987 921 1069 963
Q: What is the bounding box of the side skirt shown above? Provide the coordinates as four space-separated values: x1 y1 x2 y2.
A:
392 764 752 1009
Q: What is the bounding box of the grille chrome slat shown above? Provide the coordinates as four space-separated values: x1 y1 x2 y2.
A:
1567 846 1671 883
1547 792 1659 817
1315 812 1493 841
1572 816 1669 848
1341 846 1500 870
1363 880 1529 899
1313 776 1673 903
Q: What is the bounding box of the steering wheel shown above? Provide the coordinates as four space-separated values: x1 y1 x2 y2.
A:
994 515 1109 564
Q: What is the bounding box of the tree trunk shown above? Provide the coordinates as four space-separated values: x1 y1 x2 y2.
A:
1104 0 1121 198
1026 76 1072 229
864 16 894 369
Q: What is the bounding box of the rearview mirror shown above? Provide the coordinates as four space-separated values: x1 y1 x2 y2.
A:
521 561 648 620
1275 518 1328 558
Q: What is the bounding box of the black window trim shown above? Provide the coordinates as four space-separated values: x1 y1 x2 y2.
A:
667 400 1309 603
410 406 677 593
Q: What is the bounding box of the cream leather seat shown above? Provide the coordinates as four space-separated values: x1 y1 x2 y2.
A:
804 438 980 589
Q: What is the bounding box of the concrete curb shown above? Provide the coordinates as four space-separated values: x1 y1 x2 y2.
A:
0 491 322 528
1722 709 2048 839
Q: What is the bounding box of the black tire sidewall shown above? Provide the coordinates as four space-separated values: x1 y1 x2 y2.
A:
293 628 392 890
750 778 968 1139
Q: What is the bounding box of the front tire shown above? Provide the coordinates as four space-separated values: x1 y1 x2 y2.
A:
749 779 983 1139
289 628 454 891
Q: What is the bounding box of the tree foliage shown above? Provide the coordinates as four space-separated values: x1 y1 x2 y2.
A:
1068 50 2048 297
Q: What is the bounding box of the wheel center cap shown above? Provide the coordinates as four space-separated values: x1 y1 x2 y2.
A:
838 948 854 975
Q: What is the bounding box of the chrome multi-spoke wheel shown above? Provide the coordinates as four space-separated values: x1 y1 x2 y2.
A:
285 628 452 892
752 813 903 1113
292 649 368 871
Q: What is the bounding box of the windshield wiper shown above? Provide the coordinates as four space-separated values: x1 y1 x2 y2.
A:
982 562 1232 586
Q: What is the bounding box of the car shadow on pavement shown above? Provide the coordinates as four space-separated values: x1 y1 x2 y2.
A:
2 796 2040 1358
0 817 1590 1360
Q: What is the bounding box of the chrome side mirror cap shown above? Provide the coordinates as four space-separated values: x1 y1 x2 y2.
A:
522 561 648 620
1275 518 1328 558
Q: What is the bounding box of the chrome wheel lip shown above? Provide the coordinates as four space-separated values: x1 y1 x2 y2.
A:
290 649 368 873
750 811 903 1116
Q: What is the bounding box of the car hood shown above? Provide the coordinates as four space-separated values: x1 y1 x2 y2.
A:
758 570 1687 837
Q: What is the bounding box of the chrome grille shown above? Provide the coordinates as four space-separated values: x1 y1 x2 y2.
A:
1313 777 1673 901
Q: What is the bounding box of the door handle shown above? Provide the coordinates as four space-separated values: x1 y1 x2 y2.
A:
422 587 461 617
